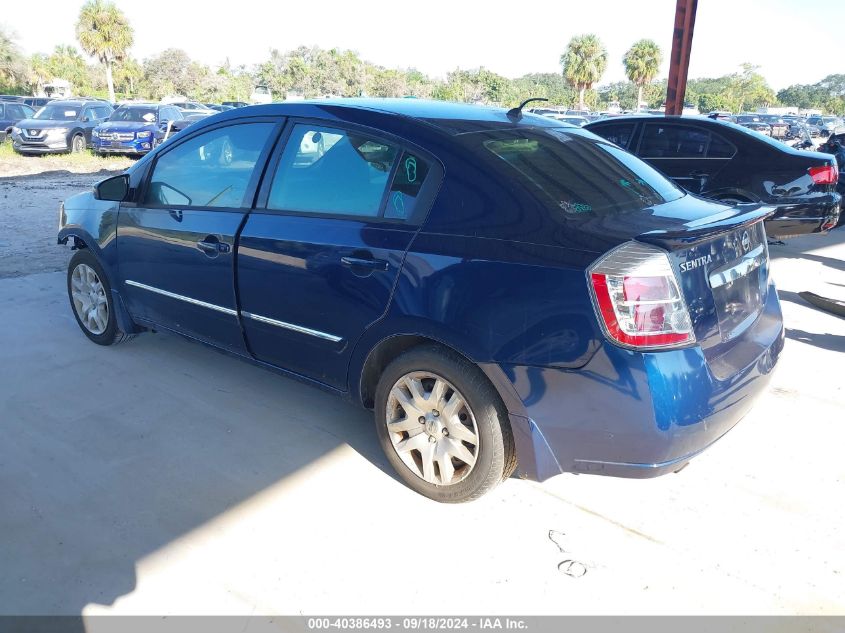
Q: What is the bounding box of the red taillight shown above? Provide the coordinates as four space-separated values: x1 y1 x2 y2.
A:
588 242 695 350
808 163 838 185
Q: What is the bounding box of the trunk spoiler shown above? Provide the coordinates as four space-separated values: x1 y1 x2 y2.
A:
636 203 776 249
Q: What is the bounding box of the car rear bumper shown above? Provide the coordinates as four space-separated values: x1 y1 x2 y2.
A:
765 193 841 238
493 285 785 483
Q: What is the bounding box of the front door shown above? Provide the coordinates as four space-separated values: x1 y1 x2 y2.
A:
117 119 280 354
237 122 439 388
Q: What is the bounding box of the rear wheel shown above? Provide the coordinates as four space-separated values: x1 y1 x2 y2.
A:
71 133 86 153
67 249 134 346
374 345 516 503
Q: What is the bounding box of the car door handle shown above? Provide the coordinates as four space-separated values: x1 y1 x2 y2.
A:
197 237 230 256
341 256 388 271
689 170 708 177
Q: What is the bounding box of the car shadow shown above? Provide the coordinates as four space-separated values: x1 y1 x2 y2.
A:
0 273 402 625
785 328 845 353
768 228 845 274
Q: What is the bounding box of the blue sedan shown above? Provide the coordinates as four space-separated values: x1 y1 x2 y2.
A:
58 99 784 502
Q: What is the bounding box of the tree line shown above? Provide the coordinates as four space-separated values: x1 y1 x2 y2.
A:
0 1 841 115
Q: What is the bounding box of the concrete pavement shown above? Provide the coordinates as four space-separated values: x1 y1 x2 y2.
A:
0 232 843 617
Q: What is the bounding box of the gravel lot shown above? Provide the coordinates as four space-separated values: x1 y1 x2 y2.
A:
0 164 843 620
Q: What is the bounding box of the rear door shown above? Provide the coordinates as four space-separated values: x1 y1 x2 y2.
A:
117 118 281 353
237 121 441 388
636 122 734 194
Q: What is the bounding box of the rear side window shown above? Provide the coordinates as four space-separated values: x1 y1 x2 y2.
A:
267 124 398 217
707 133 736 158
591 123 636 149
640 124 708 158
385 152 430 219
143 122 273 208
473 127 683 216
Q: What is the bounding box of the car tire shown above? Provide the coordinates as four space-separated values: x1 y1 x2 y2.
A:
374 344 516 503
67 249 134 346
71 133 86 153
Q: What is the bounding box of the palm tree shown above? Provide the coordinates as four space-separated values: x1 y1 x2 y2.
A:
560 34 607 111
0 26 26 89
75 0 133 102
623 39 662 111
28 53 50 95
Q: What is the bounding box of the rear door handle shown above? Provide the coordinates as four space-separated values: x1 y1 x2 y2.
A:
197 236 230 256
341 256 388 271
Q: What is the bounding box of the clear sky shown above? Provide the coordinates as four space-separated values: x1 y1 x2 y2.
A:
4 0 843 90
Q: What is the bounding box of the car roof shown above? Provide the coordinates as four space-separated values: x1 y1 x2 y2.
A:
47 99 107 106
205 98 566 136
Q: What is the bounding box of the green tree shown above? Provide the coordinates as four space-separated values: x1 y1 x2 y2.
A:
0 26 27 91
623 39 662 111
561 34 607 111
76 0 134 102
28 53 50 95
113 57 142 97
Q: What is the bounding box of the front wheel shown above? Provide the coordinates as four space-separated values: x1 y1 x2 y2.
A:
67 249 134 345
71 133 86 153
374 345 516 503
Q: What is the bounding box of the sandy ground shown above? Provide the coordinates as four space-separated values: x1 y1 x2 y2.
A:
0 169 130 278
0 165 843 620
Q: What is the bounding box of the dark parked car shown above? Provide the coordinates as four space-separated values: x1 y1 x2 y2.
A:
205 103 235 112
0 94 25 102
58 99 784 502
11 99 112 154
818 132 845 227
221 101 249 108
586 115 841 238
0 101 35 139
735 114 771 135
93 103 184 155
23 97 54 109
758 114 789 139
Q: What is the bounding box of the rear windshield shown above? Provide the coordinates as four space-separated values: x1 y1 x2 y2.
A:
110 107 158 123
465 127 683 216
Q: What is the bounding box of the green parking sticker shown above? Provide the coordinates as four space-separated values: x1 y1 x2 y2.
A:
404 156 418 183
392 191 406 217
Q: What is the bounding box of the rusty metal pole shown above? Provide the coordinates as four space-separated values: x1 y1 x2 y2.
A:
665 0 698 115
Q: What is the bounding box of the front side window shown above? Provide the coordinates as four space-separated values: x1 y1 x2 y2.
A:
707 132 736 158
143 123 273 208
267 124 398 217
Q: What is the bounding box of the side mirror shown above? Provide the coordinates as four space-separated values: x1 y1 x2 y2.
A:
94 174 129 202
82 116 90 123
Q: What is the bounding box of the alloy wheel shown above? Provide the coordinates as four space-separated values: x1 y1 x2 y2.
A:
385 371 480 486
70 263 109 335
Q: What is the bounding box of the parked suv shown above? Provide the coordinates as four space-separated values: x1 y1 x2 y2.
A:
58 100 784 502
0 101 35 140
11 99 112 154
586 115 841 238
93 103 184 155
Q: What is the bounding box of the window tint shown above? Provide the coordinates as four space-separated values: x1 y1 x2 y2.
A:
385 152 430 219
592 123 636 149
707 133 735 158
471 127 683 217
96 106 111 119
6 104 25 118
267 124 398 217
639 124 708 158
143 123 273 208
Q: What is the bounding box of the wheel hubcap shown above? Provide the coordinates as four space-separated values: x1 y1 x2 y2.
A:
70 263 108 335
386 372 480 486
